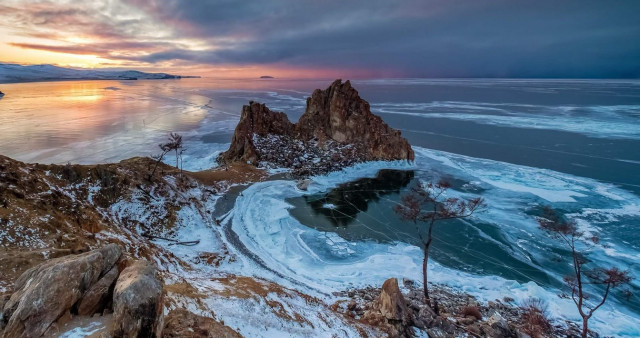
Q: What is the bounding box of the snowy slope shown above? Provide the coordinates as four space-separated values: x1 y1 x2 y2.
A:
0 63 193 83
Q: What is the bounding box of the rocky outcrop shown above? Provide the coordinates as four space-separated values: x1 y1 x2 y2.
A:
163 309 242 338
218 80 414 176
378 278 411 323
360 278 414 337
111 261 164 338
220 102 294 165
76 264 119 316
296 79 413 161
337 279 566 337
1 244 122 338
0 244 168 338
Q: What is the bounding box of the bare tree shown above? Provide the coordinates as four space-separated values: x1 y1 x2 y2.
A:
167 132 183 169
538 207 632 338
179 147 186 175
394 180 485 304
149 132 183 181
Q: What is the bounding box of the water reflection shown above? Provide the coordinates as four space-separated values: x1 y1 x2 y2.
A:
297 169 414 226
288 169 554 286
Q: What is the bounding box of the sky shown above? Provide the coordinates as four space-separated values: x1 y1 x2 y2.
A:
1 0 639 78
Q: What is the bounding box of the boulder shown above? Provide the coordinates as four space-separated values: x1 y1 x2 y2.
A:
163 309 242 338
111 260 164 338
76 264 119 316
378 278 411 323
413 306 436 329
296 179 312 191
486 311 514 337
1 244 122 338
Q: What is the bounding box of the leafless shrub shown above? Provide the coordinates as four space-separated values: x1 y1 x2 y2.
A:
519 298 552 338
538 207 633 338
149 132 183 181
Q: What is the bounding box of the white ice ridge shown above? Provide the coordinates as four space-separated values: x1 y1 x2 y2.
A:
229 147 640 337
373 102 640 140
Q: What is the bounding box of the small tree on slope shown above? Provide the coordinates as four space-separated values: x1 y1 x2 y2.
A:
538 207 632 338
394 180 485 305
149 132 183 181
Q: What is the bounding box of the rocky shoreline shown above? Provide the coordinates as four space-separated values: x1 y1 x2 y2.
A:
334 278 588 338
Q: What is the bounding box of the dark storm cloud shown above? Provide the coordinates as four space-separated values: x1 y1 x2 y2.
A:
4 0 640 77
124 0 640 78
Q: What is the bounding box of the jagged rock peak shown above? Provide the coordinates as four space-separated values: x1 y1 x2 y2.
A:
297 79 414 161
220 101 294 164
218 79 414 176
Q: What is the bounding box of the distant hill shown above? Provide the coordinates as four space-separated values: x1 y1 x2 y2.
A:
260 75 275 79
0 63 200 83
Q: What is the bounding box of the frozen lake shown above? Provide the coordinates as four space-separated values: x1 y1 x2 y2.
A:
1 78 639 335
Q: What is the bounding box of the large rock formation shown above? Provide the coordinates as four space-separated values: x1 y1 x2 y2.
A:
218 79 414 176
1 244 122 338
0 244 168 338
296 79 413 161
111 261 164 338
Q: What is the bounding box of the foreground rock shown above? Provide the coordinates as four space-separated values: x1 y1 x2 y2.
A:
163 309 242 338
219 79 414 176
111 261 164 338
1 244 122 337
337 278 573 338
361 278 414 337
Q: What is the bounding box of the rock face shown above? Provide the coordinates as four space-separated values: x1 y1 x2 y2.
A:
360 278 414 337
76 264 119 316
1 244 122 338
297 80 413 161
111 261 164 338
218 80 414 176
378 278 411 323
221 102 294 165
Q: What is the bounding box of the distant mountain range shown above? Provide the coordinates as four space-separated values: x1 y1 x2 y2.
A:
0 64 200 83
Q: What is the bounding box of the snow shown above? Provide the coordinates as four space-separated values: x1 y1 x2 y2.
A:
5 137 637 335
224 147 640 337
0 63 185 83
57 321 105 338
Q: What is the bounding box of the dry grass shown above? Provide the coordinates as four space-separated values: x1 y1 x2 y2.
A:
189 162 266 185
209 275 322 326
460 306 482 320
519 298 552 338
165 282 206 299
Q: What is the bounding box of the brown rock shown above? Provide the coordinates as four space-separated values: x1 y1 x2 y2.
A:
221 102 294 165
218 80 414 174
1 244 122 338
77 264 119 316
163 309 241 338
111 260 164 338
378 278 410 323
297 79 414 161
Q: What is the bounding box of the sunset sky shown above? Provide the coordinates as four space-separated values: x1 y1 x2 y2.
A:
1 0 639 78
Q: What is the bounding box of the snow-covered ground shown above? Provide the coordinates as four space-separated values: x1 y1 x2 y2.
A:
221 148 640 336
88 145 640 336
0 63 187 83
